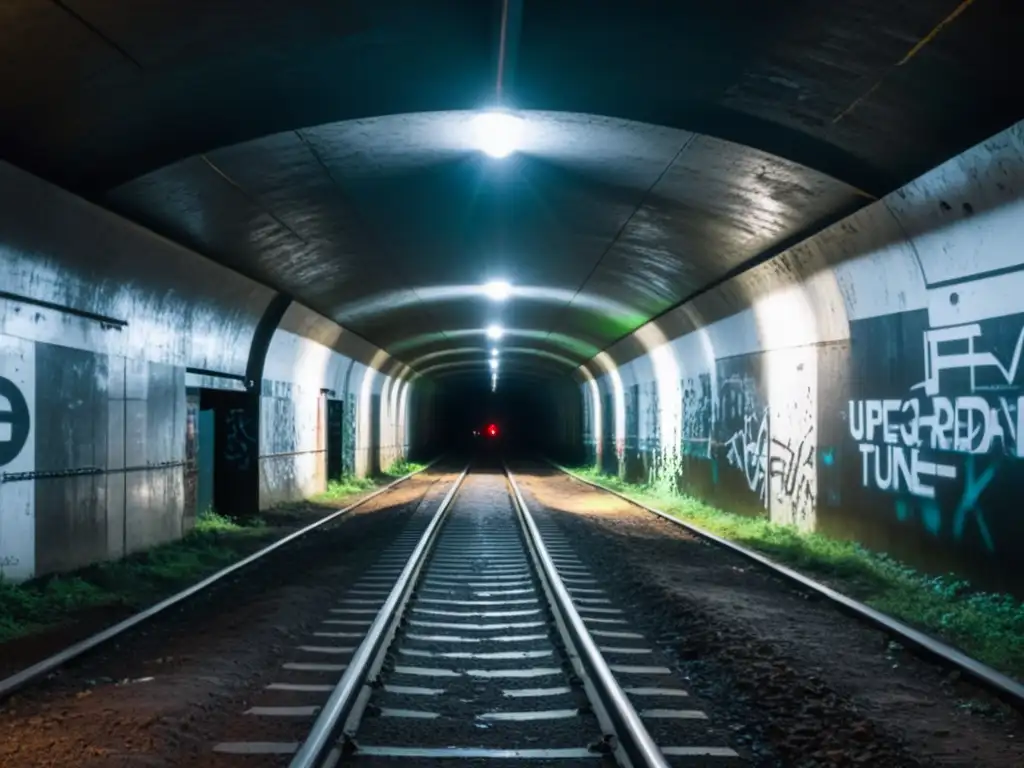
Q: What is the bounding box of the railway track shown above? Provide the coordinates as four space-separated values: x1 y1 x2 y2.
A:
4 459 1022 767
208 463 739 767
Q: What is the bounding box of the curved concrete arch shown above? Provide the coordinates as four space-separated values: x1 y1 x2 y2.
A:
430 368 564 385
388 328 601 360
418 358 568 379
335 283 647 331
12 0 1016 200
408 345 579 371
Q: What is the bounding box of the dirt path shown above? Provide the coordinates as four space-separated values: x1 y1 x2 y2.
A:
0 471 451 768
515 464 1024 768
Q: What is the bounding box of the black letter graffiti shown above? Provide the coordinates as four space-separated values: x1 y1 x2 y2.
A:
0 376 30 467
224 407 257 471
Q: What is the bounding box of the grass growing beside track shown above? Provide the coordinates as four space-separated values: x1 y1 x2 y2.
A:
0 511 273 644
313 461 425 502
0 464 425 646
569 466 1024 681
385 459 426 478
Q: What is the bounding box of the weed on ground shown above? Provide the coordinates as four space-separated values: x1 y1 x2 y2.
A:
313 461 424 502
384 459 426 478
569 466 1024 680
315 476 378 501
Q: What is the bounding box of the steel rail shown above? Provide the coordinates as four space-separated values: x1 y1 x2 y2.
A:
290 464 470 768
505 464 670 768
0 459 441 701
550 460 1024 708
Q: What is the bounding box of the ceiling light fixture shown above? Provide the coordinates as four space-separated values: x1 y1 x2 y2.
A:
489 358 499 371
472 111 524 159
482 280 512 301
491 349 499 358
486 324 504 341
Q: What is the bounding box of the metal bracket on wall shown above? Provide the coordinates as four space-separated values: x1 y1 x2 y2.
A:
0 466 103 483
122 461 187 472
185 367 246 382
258 450 326 460
0 461 187 483
0 290 127 329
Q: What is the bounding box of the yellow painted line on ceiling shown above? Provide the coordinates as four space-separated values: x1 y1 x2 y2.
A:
832 0 978 125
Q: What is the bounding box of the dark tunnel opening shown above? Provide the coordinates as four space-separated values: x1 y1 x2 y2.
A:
426 376 586 466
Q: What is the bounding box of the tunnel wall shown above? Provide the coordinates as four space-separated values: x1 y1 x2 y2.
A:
260 306 413 509
408 378 436 461
0 161 416 581
577 119 1024 590
541 376 585 464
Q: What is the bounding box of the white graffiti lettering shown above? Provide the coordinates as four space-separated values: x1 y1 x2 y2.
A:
725 407 769 505
914 323 1024 397
849 320 1024 500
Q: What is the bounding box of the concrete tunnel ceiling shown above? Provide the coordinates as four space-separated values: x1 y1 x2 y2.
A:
2 0 1021 385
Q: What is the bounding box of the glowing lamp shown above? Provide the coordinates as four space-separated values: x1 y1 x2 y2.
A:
472 112 524 159
483 280 512 301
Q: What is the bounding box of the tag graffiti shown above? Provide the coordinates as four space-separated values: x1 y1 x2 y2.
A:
224 407 257 471
724 406 815 517
725 407 769 505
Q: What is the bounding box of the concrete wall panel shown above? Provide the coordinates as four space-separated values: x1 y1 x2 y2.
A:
260 305 414 508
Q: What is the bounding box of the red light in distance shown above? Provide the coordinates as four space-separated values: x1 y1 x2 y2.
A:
486 423 498 438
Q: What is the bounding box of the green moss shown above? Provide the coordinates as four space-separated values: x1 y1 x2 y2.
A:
313 461 424 501
315 475 378 501
0 510 278 644
568 465 1024 680
384 459 426 478
0 467 426 647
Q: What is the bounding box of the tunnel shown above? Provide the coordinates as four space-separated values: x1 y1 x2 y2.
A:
1 0 1023 603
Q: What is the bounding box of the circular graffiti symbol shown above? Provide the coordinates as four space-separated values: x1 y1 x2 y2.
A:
0 376 30 467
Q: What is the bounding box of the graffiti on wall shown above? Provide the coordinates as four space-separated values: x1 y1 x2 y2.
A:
681 373 713 458
343 392 356 475
641 380 659 454
771 368 817 528
769 424 816 524
625 383 640 453
723 404 769 506
847 316 1024 550
224 406 257 471
717 368 766 507
712 360 817 522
